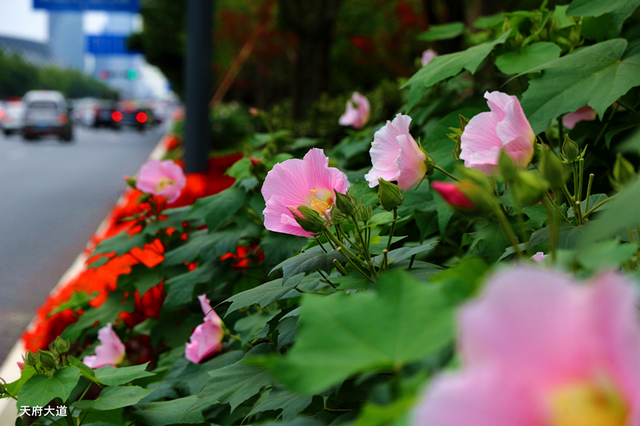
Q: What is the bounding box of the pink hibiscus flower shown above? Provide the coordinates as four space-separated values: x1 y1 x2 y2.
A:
563 106 597 130
339 92 370 129
421 49 438 66
460 91 536 175
136 159 187 204
413 267 640 426
365 114 427 191
261 148 350 237
185 294 224 364
83 323 125 369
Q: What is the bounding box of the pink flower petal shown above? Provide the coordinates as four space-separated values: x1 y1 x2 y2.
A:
502 135 535 169
460 268 593 388
339 92 370 128
414 367 543 426
563 106 597 129
421 49 438 67
395 134 427 190
83 323 125 369
431 181 474 209
530 252 547 262
365 114 413 187
185 294 225 364
261 148 349 237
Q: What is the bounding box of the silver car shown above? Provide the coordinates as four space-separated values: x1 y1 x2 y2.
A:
22 91 73 142
0 100 25 136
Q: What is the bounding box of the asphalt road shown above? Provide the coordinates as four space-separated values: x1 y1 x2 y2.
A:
0 124 167 363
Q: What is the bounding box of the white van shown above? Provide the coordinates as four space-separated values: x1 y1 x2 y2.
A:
22 90 73 142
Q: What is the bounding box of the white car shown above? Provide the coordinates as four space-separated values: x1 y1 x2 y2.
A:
22 91 73 142
0 100 25 136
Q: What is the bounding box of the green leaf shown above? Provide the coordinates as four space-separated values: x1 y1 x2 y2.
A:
133 396 205 425
73 386 156 411
93 363 155 386
67 355 98 382
495 42 561 75
93 232 146 256
235 311 280 345
275 316 298 349
260 233 307 266
163 259 218 311
194 344 276 412
521 39 640 133
5 366 36 398
434 192 454 236
271 248 344 284
368 236 408 255
81 409 123 426
17 367 80 408
49 291 97 315
187 186 246 230
566 0 640 35
567 193 608 217
576 240 638 270
247 386 313 422
373 238 439 266
355 397 415 426
430 257 489 304
224 274 306 316
226 158 253 180
269 269 454 394
580 180 640 243
332 274 373 291
530 222 591 249
403 30 511 91
62 290 134 341
417 22 465 41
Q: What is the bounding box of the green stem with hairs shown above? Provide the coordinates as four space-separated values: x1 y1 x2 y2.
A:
433 165 459 181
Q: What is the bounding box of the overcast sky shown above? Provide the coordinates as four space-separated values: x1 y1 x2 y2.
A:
0 0 111 42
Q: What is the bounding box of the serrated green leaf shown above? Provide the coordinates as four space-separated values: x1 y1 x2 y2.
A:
566 0 640 35
67 355 97 382
495 42 561 75
372 239 439 266
417 22 465 42
403 30 511 90
93 232 146 256
49 291 97 316
247 386 313 422
194 344 276 412
260 233 307 266
269 269 454 394
62 291 134 341
93 363 155 386
17 367 80 408
163 259 218 311
5 366 36 398
521 39 640 133
271 249 344 284
332 274 372 291
275 316 298 349
530 222 591 249
187 186 246 230
73 386 156 411
133 396 205 425
224 274 306 316
235 311 280 345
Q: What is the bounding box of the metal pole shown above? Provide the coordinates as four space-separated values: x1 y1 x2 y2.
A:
184 0 213 173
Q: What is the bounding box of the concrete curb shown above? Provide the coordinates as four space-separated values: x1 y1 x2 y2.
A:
0 129 169 422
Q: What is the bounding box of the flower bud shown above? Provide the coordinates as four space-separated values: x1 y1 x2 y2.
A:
456 166 495 195
432 181 475 210
377 178 404 211
447 114 470 161
498 149 519 181
39 351 58 370
540 148 568 188
334 190 358 216
124 175 137 189
54 336 71 355
330 204 347 225
561 134 581 162
292 206 327 234
356 205 373 223
25 351 38 366
513 171 548 206
611 153 636 190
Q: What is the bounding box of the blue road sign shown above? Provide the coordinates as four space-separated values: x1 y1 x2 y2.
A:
34 0 139 12
86 35 139 55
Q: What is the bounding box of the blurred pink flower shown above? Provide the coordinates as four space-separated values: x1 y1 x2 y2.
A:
83 323 125 369
460 91 536 175
431 181 474 210
339 92 370 129
531 252 548 263
413 267 640 426
564 106 597 130
136 159 187 204
185 294 224 364
262 148 349 237
421 49 438 66
17 361 24 371
365 114 427 190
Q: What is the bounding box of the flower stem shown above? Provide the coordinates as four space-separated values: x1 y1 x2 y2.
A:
584 192 620 218
507 182 531 255
544 198 559 263
560 184 582 225
337 247 375 283
316 268 338 289
433 165 459 181
349 214 376 278
584 173 595 213
494 206 525 259
386 208 398 253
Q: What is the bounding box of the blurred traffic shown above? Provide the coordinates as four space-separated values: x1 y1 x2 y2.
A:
1 90 179 143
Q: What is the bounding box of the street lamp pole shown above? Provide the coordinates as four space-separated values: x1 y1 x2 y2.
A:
184 0 213 173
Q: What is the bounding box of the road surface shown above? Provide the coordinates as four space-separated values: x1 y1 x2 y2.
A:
0 124 167 362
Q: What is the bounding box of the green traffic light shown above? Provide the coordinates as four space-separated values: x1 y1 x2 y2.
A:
127 69 138 80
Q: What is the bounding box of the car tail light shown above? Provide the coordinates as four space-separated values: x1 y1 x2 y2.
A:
112 111 123 122
58 114 69 124
136 112 148 123
0 109 4 119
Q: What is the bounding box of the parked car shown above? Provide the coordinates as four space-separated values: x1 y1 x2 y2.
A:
22 91 73 142
0 100 25 136
92 100 122 129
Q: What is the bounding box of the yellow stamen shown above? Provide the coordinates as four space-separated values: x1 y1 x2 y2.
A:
310 189 331 214
549 382 627 426
156 177 175 192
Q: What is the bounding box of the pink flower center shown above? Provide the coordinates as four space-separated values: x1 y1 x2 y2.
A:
156 177 176 192
310 189 333 215
548 381 627 426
